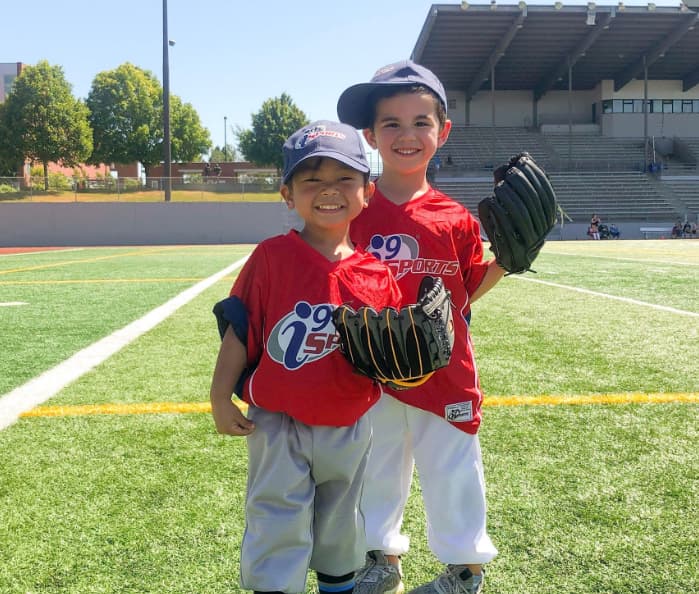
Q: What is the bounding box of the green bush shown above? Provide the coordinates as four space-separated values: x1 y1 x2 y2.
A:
0 183 19 194
28 166 72 191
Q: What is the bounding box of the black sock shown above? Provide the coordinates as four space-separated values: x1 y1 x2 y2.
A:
317 570 355 593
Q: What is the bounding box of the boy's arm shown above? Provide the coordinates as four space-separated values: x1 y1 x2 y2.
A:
210 326 255 436
469 259 505 304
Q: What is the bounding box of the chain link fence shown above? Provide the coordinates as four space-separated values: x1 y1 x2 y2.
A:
0 176 283 202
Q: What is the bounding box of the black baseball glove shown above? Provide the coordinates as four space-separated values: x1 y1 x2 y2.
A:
478 152 557 274
331 276 454 390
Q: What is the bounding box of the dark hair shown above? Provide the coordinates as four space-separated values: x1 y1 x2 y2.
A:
286 157 370 186
367 85 447 129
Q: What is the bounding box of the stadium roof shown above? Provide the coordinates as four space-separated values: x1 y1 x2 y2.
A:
411 3 699 101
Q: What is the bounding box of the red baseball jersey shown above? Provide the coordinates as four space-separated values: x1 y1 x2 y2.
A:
350 187 489 434
231 229 402 427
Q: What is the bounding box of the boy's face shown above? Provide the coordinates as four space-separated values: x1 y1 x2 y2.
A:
363 91 451 177
280 158 374 232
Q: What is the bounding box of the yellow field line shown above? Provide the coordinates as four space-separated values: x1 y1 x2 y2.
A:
486 392 699 406
19 392 698 419
20 402 216 417
0 247 174 276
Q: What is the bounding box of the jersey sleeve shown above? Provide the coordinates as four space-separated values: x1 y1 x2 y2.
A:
229 246 268 368
457 211 489 298
334 251 404 311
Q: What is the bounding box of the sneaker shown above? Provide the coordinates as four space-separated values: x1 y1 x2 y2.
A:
407 566 484 594
354 550 405 594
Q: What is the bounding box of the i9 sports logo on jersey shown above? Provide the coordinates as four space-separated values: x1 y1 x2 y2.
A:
267 301 340 370
367 234 459 280
368 233 418 264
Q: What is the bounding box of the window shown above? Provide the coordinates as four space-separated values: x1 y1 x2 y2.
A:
3 74 16 95
600 97 699 113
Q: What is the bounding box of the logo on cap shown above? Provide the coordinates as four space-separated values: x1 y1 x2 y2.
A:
373 64 398 77
295 125 346 149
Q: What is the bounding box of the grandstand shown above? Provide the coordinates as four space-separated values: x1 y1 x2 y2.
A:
411 3 699 231
660 176 699 216
437 171 675 222
438 126 553 171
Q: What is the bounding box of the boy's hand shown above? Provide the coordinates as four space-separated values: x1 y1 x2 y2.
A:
211 397 255 436
210 322 253 436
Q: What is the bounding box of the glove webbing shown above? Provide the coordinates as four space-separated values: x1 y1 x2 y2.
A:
356 307 434 389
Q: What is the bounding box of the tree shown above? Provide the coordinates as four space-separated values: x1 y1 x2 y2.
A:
170 96 211 163
209 144 238 163
0 61 92 189
237 93 308 172
86 63 163 175
87 63 212 174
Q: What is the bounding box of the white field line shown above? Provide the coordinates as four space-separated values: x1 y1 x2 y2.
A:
515 276 699 318
0 255 249 431
544 251 699 267
0 302 27 307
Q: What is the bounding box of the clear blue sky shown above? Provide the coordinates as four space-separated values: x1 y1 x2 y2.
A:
2 0 683 156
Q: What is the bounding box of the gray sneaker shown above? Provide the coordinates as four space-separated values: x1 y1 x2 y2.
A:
354 550 405 594
407 566 484 594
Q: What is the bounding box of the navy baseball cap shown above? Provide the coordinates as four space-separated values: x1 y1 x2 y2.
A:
337 59 448 129
282 120 370 184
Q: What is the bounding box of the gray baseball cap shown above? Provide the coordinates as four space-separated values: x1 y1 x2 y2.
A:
282 120 370 184
337 59 448 129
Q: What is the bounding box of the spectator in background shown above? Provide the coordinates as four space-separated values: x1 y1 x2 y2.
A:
609 223 620 239
213 163 222 177
671 221 683 238
203 162 211 181
587 221 600 240
587 213 601 240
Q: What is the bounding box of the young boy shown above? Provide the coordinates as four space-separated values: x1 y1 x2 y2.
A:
337 60 504 594
209 120 402 594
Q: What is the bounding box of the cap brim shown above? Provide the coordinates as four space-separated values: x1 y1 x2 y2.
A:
282 151 370 185
337 83 385 130
338 78 446 129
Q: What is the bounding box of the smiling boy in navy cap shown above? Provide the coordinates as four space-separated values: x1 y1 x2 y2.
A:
338 61 503 594
210 120 402 594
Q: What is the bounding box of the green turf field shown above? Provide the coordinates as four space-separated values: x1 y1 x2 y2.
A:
0 241 697 593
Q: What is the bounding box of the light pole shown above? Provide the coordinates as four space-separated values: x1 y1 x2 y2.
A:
224 116 228 162
162 0 172 202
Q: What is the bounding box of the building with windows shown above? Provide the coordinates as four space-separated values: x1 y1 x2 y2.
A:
0 62 24 103
414 3 699 137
